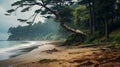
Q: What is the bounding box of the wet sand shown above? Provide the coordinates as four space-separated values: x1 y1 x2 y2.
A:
0 41 120 67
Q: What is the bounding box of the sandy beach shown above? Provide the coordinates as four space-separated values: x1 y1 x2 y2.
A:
0 41 120 67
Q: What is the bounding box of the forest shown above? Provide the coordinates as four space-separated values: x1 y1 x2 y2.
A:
1 0 120 67
7 0 120 46
8 19 69 40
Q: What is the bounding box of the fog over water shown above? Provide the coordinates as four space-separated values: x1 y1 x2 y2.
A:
0 0 45 40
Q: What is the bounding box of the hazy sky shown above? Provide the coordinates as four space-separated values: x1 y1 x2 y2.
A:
0 0 45 40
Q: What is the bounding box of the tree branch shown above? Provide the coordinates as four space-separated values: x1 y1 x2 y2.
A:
35 2 87 35
9 1 87 35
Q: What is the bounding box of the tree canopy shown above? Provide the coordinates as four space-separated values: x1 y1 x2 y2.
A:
6 0 120 44
6 0 86 35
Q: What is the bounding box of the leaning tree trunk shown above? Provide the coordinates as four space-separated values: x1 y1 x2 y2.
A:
37 3 87 36
58 16 86 35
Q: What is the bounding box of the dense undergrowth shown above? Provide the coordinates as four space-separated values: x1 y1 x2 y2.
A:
64 28 120 47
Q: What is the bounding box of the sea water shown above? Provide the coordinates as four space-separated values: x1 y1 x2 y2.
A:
0 41 39 60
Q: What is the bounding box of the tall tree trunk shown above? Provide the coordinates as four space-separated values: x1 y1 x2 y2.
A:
88 0 95 35
88 0 93 35
104 19 109 39
92 1 95 33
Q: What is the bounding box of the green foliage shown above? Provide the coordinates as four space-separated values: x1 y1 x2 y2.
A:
106 42 120 48
109 28 120 42
73 5 89 30
40 9 48 15
8 19 68 40
21 7 30 12
61 0 120 45
73 5 89 25
38 59 59 63
17 19 27 22
35 9 42 13
59 6 74 22
85 28 120 44
7 0 120 45
84 32 100 44
11 1 23 6
7 9 15 13
64 33 86 45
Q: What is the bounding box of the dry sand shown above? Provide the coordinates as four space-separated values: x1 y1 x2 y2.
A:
0 41 120 67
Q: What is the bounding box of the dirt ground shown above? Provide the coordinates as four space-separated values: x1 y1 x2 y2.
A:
15 45 120 67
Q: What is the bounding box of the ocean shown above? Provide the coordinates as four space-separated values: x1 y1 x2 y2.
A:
0 41 41 60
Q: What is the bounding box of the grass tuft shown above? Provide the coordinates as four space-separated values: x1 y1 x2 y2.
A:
38 59 59 63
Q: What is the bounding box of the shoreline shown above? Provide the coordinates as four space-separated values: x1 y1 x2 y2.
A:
0 41 58 67
0 41 120 67
0 41 40 60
